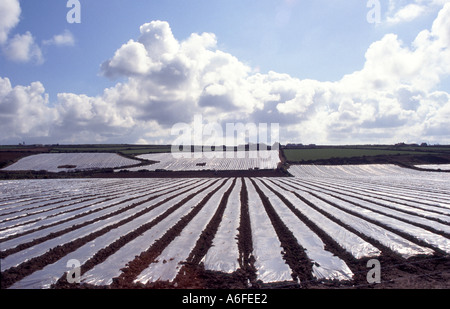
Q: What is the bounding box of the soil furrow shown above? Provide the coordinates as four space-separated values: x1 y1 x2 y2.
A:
277 178 450 288
292 179 450 236
0 180 209 289
296 178 450 217
264 179 371 282
0 178 177 220
63 180 219 287
249 178 313 286
171 178 244 288
305 190 448 256
0 179 137 214
185 178 237 265
0 183 137 222
306 177 450 212
0 179 200 245
274 180 408 280
280 178 446 252
237 177 258 285
0 180 203 258
109 179 227 288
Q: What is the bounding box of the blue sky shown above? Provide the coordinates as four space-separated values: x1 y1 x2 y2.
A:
1 0 450 145
3 0 382 97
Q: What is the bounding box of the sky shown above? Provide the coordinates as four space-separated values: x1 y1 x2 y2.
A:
0 0 450 146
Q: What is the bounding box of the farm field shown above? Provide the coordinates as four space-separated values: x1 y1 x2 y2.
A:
2 153 141 173
282 145 450 166
0 144 171 172
283 148 424 162
124 150 281 172
1 164 449 289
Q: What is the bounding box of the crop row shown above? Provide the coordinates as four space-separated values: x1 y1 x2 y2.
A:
1 167 449 289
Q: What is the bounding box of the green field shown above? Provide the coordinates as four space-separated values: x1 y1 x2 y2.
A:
282 146 450 163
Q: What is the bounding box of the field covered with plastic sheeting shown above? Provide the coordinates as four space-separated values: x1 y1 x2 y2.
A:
1 164 450 289
123 150 280 171
287 164 447 178
2 153 141 172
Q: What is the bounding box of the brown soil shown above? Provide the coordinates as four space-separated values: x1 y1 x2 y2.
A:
0 168 291 180
0 149 49 169
101 169 291 178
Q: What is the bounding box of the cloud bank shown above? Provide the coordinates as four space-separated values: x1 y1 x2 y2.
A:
1 4 450 145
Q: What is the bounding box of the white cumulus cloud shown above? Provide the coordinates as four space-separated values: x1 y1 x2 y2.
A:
2 31 43 64
42 30 75 47
387 3 427 24
0 77 56 141
386 0 450 24
0 0 20 44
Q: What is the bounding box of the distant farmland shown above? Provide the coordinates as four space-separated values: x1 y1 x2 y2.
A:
282 145 450 165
